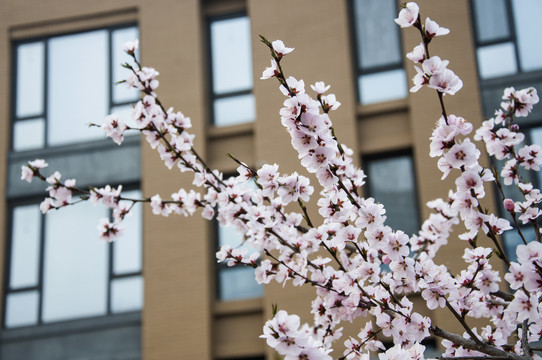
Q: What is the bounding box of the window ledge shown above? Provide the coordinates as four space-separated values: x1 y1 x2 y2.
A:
8 134 140 163
0 311 141 342
214 297 263 317
357 98 409 117
208 122 254 140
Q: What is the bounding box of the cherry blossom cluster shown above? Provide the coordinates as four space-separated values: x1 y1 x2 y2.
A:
396 3 462 96
475 87 542 228
21 2 542 360
21 161 133 241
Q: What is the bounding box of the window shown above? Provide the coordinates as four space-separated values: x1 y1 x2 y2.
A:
472 0 542 79
5 24 142 329
12 25 139 151
4 191 143 328
208 13 255 126
216 223 262 301
363 152 420 235
351 0 407 105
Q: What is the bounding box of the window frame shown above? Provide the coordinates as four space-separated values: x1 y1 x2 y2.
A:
362 149 421 235
348 0 407 105
470 0 542 80
10 23 138 152
206 11 255 127
2 183 143 329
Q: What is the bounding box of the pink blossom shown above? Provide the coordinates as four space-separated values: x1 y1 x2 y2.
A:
428 68 463 95
406 43 425 63
21 165 34 183
311 81 331 95
272 40 294 58
39 198 54 214
123 39 138 55
394 2 419 28
321 94 341 111
103 114 128 145
98 218 123 242
444 139 480 169
424 17 450 38
261 59 279 79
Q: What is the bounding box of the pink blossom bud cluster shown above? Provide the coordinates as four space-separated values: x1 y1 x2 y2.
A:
21 161 132 242
427 111 508 243
21 160 79 215
475 87 542 225
398 4 461 96
261 310 333 360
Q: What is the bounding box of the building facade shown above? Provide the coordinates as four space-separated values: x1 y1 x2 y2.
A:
0 0 540 359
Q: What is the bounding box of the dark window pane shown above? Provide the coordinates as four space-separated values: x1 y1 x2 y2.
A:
366 155 419 235
42 200 108 322
48 30 108 145
5 290 39 328
502 227 537 263
218 225 262 300
16 42 44 118
353 0 401 69
10 205 41 289
532 128 542 188
512 0 542 72
219 267 262 301
210 16 253 95
473 0 510 42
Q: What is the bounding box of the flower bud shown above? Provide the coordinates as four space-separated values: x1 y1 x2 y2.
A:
503 198 515 212
510 124 519 132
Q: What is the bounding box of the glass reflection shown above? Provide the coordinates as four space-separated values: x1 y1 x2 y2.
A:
114 190 142 275
210 16 253 95
10 205 41 289
353 0 401 69
5 291 39 328
112 27 140 103
42 199 108 322
16 42 44 118
48 30 108 146
366 155 419 235
213 94 255 126
13 118 45 151
512 0 542 72
359 69 407 105
473 0 510 42
218 224 262 301
111 276 143 312
477 43 517 79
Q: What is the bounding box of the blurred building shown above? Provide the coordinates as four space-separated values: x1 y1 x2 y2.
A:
0 0 541 359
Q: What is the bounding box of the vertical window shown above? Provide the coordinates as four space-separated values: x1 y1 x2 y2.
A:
216 224 262 301
209 14 255 126
11 25 139 151
6 24 142 329
351 0 407 105
363 153 420 235
472 0 542 79
4 190 143 327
